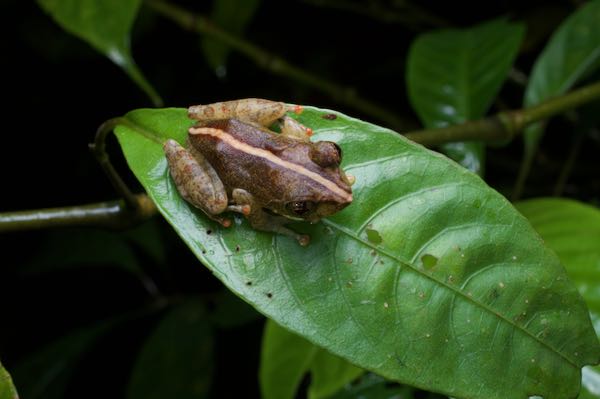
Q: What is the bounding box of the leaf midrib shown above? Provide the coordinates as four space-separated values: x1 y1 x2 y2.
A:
322 218 578 368
118 110 577 367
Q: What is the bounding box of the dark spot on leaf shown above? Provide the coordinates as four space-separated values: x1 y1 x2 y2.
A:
266 292 273 298
366 228 383 244
421 254 438 269
206 229 212 235
235 245 240 252
202 249 207 254
246 281 252 286
322 113 337 120
346 257 353 264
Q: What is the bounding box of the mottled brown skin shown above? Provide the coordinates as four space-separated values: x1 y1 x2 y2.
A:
163 98 353 245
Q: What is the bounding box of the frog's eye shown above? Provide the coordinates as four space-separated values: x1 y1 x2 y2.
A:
286 201 315 216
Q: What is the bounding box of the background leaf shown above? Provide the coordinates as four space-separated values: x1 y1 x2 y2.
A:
11 322 112 399
126 299 213 399
260 320 317 399
201 0 261 77
114 106 599 398
406 18 524 174
516 0 600 196
524 0 600 153
37 0 162 106
515 198 600 398
260 319 363 399
0 362 18 399
308 345 363 399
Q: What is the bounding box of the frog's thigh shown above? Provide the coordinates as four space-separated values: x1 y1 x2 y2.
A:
163 139 228 216
189 98 297 127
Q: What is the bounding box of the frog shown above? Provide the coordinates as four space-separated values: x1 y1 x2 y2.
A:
163 98 354 246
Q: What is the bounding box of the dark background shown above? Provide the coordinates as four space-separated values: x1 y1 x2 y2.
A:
0 0 596 397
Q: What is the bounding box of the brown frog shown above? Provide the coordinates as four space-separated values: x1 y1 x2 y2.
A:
163 98 354 246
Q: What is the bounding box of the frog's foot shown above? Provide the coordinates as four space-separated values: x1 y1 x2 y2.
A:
278 115 313 141
231 188 310 246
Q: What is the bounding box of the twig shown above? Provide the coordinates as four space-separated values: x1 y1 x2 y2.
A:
144 0 411 130
405 80 600 146
89 118 140 209
553 128 587 196
0 195 157 233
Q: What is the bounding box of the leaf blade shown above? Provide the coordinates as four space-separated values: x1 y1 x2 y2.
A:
406 18 524 174
259 320 317 399
127 300 213 399
37 0 162 105
0 362 18 399
523 1 600 154
515 198 600 398
114 106 599 399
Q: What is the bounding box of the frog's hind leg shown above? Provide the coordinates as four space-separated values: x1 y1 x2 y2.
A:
188 98 303 127
231 188 310 246
164 139 233 227
278 115 313 141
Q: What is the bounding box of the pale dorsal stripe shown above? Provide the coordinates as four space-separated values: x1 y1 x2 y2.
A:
189 127 352 202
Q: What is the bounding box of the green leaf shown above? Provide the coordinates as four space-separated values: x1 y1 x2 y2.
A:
523 1 600 156
260 319 317 399
308 347 363 399
260 319 362 399
127 300 213 399
201 0 261 76
0 362 18 399
515 198 600 398
37 0 162 106
114 106 599 399
406 18 524 174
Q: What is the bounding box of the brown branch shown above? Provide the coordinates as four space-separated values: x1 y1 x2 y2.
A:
405 80 600 146
0 195 157 233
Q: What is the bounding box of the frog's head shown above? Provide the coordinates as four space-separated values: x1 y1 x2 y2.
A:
279 141 354 222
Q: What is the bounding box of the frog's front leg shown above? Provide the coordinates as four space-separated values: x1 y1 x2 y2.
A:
231 188 310 246
164 139 247 227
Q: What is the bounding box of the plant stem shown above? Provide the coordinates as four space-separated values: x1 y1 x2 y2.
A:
405 80 600 146
0 195 157 233
144 0 411 130
553 128 586 196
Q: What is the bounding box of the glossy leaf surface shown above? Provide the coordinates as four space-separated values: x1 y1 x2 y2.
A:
407 18 524 174
114 106 599 399
515 198 600 398
127 300 213 399
37 0 162 105
524 0 600 154
0 362 18 399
